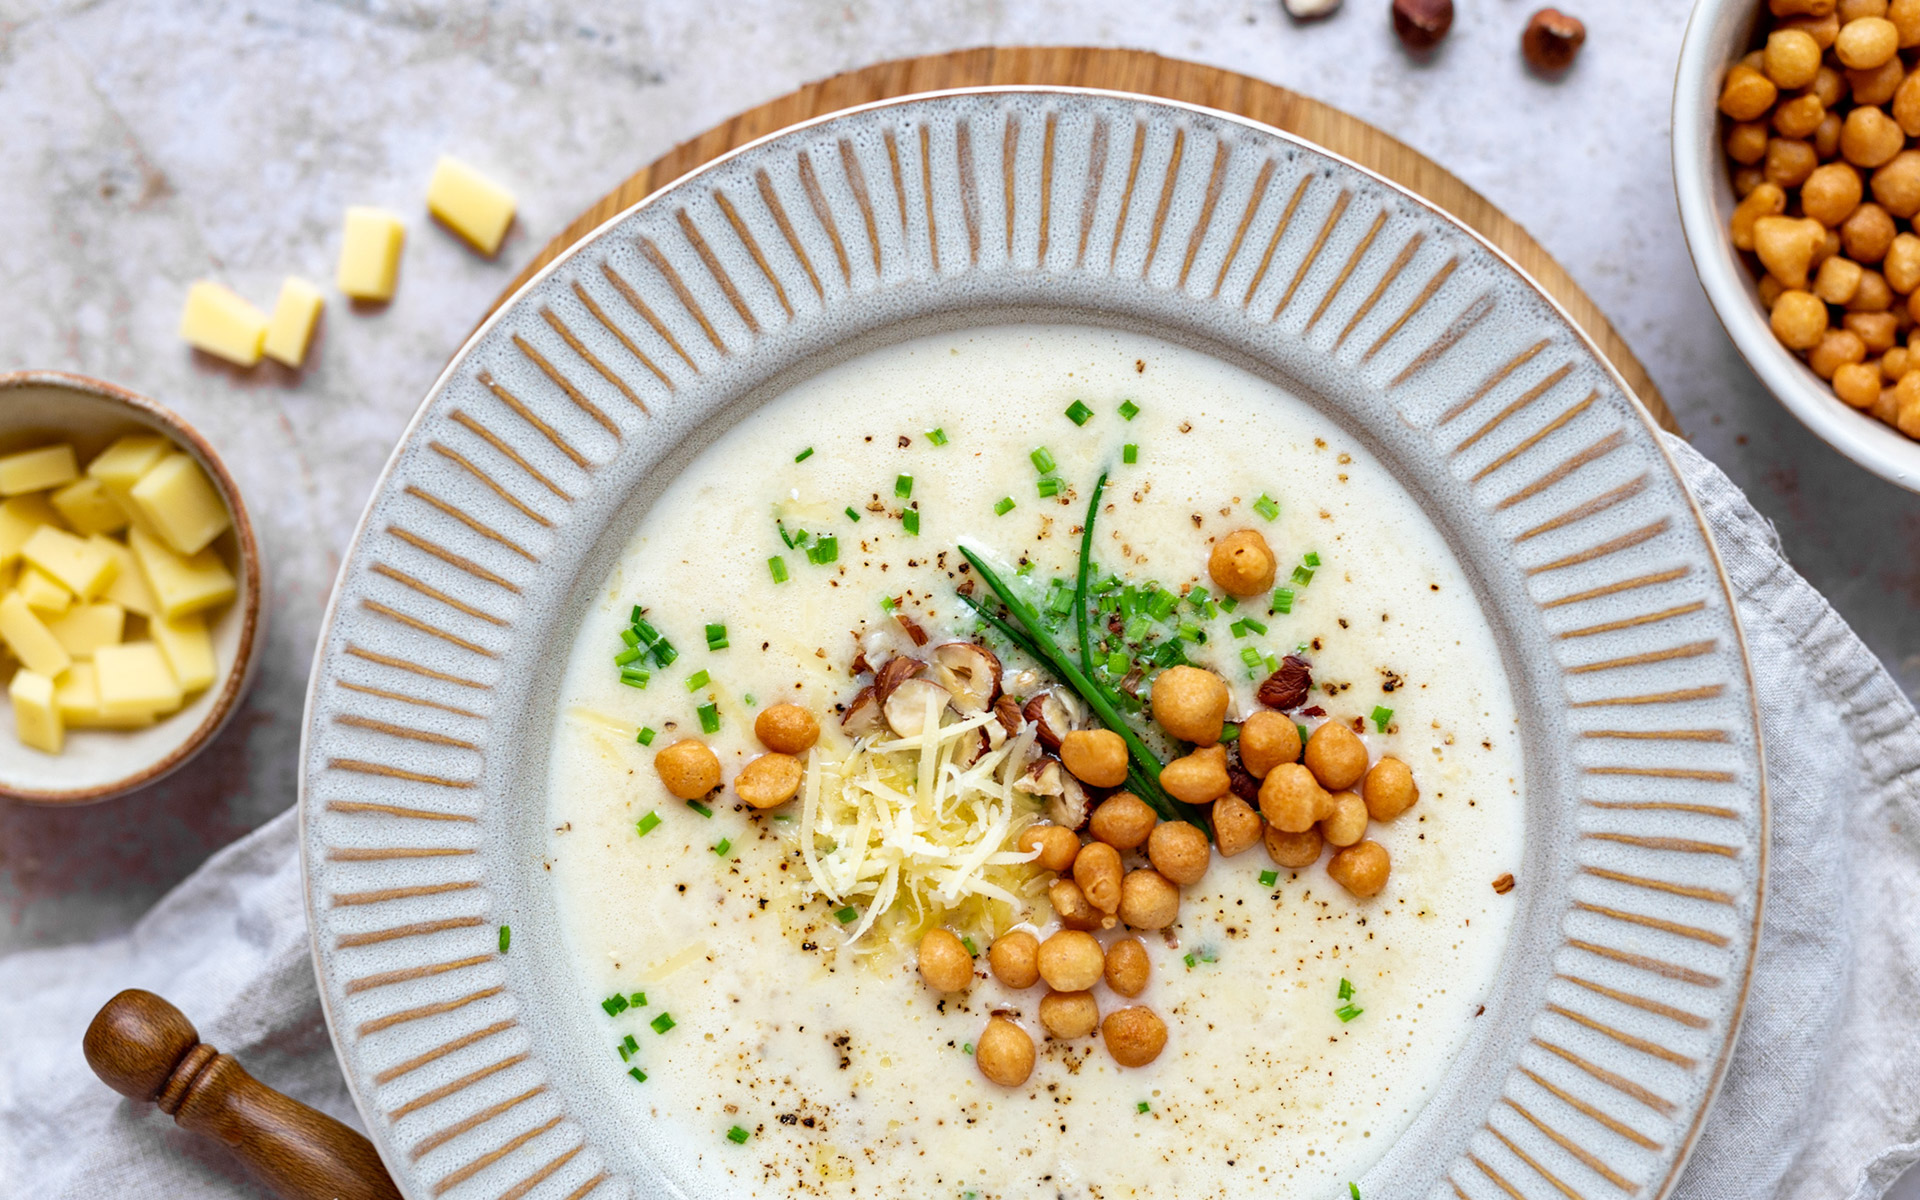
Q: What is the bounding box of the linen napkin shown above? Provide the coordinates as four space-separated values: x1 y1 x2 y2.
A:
1 436 1916 1200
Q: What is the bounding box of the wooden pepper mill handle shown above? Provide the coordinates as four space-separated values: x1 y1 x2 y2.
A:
84 988 402 1200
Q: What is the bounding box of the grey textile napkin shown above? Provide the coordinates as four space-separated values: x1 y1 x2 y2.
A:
1 436 1916 1200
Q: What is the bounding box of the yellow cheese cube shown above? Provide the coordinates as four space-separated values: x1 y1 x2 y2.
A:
0 591 72 677
17 568 72 614
21 525 117 599
95 641 182 716
92 535 156 617
87 435 170 492
336 207 406 301
263 276 326 367
56 662 157 730
48 602 124 660
11 669 63 753
0 494 60 566
129 526 235 619
151 612 216 692
50 477 128 536
129 453 230 557
427 157 517 256
179 280 269 366
0 444 79 496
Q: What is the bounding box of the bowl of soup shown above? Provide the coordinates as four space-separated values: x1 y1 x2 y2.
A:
301 90 1765 1200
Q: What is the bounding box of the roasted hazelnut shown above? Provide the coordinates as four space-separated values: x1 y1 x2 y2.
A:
1212 795 1264 857
1522 8 1586 74
1105 936 1151 996
753 703 819 754
734 753 804 809
1101 1006 1169 1067
1089 793 1158 850
1392 0 1454 50
654 738 720 800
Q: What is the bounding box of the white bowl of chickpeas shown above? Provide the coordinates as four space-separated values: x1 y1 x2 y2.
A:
1677 0 1920 490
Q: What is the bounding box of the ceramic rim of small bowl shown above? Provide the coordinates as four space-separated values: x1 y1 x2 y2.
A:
0 369 264 805
300 86 1767 1200
1673 0 1920 493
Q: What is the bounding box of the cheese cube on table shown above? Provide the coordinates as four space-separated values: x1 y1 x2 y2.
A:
263 276 325 368
95 642 182 717
0 445 78 496
427 157 516 256
151 612 215 692
0 494 60 566
128 527 235 619
179 281 269 366
0 591 72 677
48 602 124 660
21 525 117 599
51 477 128 536
11 670 63 754
336 207 406 301
129 453 230 556
91 535 155 617
17 568 72 614
56 662 157 730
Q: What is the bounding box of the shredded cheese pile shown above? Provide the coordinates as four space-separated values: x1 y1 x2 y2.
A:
793 690 1049 955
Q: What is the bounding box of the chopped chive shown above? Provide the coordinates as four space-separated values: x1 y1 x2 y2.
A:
602 994 630 1016
845 506 861 522
1177 621 1204 641
1119 399 1141 421
1030 446 1057 474
807 535 839 565
1304 551 1321 567
629 1066 647 1082
619 668 651 689
651 1012 676 1034
620 627 642 648
1291 565 1316 586
1336 1003 1364 1023
834 905 860 924
1037 477 1063 498
624 1034 639 1053
634 618 659 643
896 473 914 498
713 838 732 856
615 645 647 666
697 702 720 733
1259 869 1279 887
727 1125 751 1144
651 640 678 668
902 509 920 536
686 669 710 692
1253 493 1281 521
630 605 645 624
1220 722 1240 742
1271 587 1295 614
1147 589 1178 621
1240 616 1269 635
1106 650 1130 674
499 924 511 953
1338 978 1355 1000
1230 619 1248 638
1296 722 1309 743
1137 1100 1151 1113
994 496 1016 516
630 993 646 1008
1065 400 1095 426
1240 646 1263 667
1187 586 1210 608
1184 953 1196 969
1350 1185 1362 1200
1123 615 1151 641
637 811 661 836
794 447 814 462
777 520 795 549
880 595 897 612
1219 595 1239 613
618 1040 633 1062
1372 705 1393 732
961 937 979 956
705 623 728 651
927 427 949 445
962 1043 974 1055
687 799 714 818
768 555 789 583
743 694 755 706
1122 443 1138 464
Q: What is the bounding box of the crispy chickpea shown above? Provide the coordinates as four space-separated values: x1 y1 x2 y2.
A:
1327 840 1392 898
976 1015 1035 1087
1720 64 1781 120
1060 729 1128 788
1150 665 1230 745
1852 268 1896 310
1238 710 1303 777
1264 823 1325 868
1754 215 1827 287
1760 274 1788 307
1819 227 1843 269
1728 120 1773 163
1766 27 1826 85
1816 110 1846 158
1736 166 1769 197
1811 327 1869 376
1039 990 1101 1039
1850 56 1908 105
1804 163 1866 226
1259 762 1332 833
1874 381 1904 423
1773 91 1827 138
1101 1006 1169 1067
1360 756 1419 821
1160 744 1231 805
1303 721 1370 791
1815 255 1866 304
1772 289 1831 348
1840 0 1889 20
1844 201 1898 260
1839 15 1901 66
918 928 974 992
988 929 1041 988
1895 72 1920 134
1770 0 1836 15
753 702 819 754
1894 0 1920 44
1090 793 1157 849
1886 344 1912 376
1321 790 1370 847
1812 61 1849 102
1836 360 1886 405
1896 369 1920 433
1118 868 1181 929
1146 819 1211 885
1037 930 1106 992
1873 149 1920 216
1073 841 1124 915
1843 107 1907 167
1847 308 1902 348
1049 878 1105 931
734 753 804 809
1765 137 1820 186
654 738 721 799
1104 936 1151 996
1207 529 1277 597
1731 182 1789 250
1212 795 1264 857
1020 824 1081 873
1886 233 1920 291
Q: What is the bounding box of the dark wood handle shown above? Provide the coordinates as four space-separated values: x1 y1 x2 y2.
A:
84 989 402 1200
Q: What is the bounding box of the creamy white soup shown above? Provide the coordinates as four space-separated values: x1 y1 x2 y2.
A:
544 324 1524 1198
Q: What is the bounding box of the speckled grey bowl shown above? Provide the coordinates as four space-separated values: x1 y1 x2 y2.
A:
301 89 1765 1200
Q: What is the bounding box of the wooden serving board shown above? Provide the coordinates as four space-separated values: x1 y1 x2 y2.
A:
491 45 1678 434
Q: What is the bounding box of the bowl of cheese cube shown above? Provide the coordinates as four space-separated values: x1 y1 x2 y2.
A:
0 370 261 803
